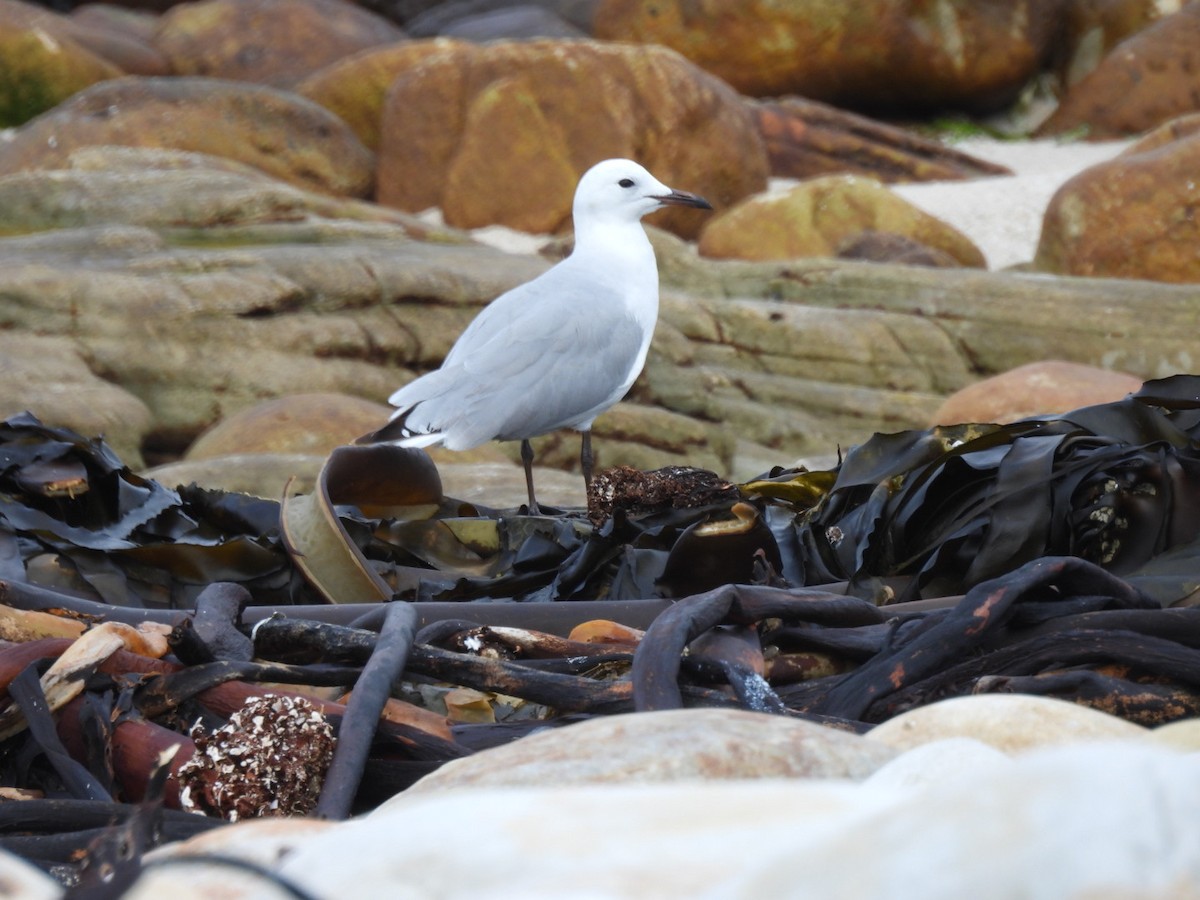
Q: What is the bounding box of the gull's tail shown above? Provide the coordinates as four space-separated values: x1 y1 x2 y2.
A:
354 410 444 448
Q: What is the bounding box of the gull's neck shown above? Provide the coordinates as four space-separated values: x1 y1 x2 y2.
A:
572 216 656 272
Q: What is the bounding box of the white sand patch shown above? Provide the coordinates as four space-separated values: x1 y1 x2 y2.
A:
891 137 1131 269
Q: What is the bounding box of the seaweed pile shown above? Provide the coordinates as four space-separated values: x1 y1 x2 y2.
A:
3 377 1200 889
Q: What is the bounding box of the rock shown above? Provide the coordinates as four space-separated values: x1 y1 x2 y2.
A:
146 452 324 497
71 4 161 45
0 147 440 238
593 0 1060 112
296 38 465 151
2 191 1198 476
0 332 152 468
0 76 375 199
751 97 1012 183
405 0 598 36
409 3 587 39
867 694 1148 753
729 743 1200 898
863 737 1012 792
376 39 767 238
0 0 167 88
836 231 961 268
0 848 59 900
1147 717 1200 752
146 454 586 508
132 818 336 899
126 744 1200 898
1035 115 1200 282
697 175 986 268
1054 0 1173 89
152 0 405 87
931 361 1143 425
405 708 897 792
0 7 123 127
185 393 391 460
1039 3 1200 139
505 401 735 480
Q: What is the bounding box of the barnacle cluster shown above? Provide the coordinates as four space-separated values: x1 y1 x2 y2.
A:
178 694 334 822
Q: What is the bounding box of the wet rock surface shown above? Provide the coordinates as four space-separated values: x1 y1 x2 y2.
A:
697 174 986 267
1036 115 1200 282
593 0 1061 112
375 39 768 237
1040 1 1200 139
152 0 405 87
0 76 376 198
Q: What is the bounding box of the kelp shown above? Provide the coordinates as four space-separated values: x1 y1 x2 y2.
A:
757 375 1200 605
6 378 1200 609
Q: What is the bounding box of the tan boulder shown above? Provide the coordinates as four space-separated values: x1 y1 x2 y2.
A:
70 5 160 45
1035 115 1200 282
868 694 1148 754
406 708 897 792
594 0 1060 112
296 38 465 151
1039 3 1200 139
750 96 1011 183
0 147 421 235
376 39 767 238
0 0 167 85
152 0 405 87
698 175 985 267
185 393 392 460
931 361 1143 425
1054 0 1174 89
0 332 152 468
0 76 375 198
0 25 121 127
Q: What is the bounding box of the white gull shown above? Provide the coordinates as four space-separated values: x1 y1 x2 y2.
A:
361 158 712 512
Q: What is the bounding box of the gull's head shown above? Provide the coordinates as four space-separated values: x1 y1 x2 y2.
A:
572 158 712 228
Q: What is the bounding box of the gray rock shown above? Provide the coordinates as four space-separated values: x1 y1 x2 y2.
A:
0 154 1192 481
404 708 897 793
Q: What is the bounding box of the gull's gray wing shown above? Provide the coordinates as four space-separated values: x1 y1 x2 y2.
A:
391 267 651 449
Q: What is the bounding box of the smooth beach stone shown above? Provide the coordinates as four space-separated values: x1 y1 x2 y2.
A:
281 780 898 898
376 39 766 239
697 175 985 267
863 737 1012 792
249 744 1200 898
403 708 897 793
0 76 375 198
1039 3 1200 139
593 0 1059 111
729 743 1200 899
930 360 1142 426
1036 115 1200 283
1147 717 1200 753
131 818 337 899
153 0 405 87
185 393 391 460
868 694 1148 754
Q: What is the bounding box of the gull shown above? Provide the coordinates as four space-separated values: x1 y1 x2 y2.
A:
360 158 712 513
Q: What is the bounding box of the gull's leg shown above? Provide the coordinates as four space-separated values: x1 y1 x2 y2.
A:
580 430 594 489
521 438 540 515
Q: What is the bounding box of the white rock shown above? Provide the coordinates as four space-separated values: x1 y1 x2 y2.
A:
403 708 896 793
868 694 1147 753
0 848 62 900
728 743 1200 900
864 737 1011 791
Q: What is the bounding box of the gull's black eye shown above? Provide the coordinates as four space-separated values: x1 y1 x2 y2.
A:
618 178 635 188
